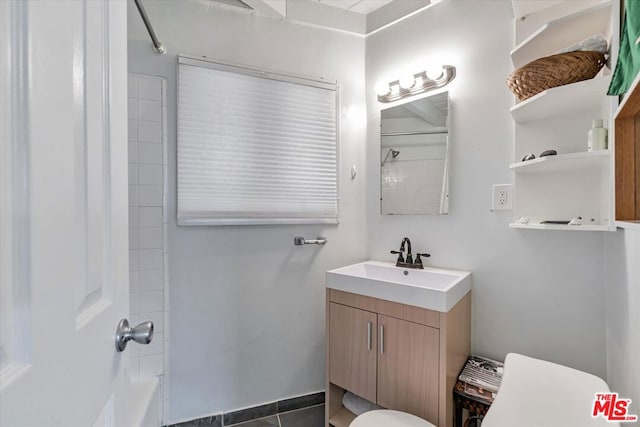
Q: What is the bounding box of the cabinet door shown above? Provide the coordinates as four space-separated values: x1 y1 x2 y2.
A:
328 303 378 403
377 315 439 423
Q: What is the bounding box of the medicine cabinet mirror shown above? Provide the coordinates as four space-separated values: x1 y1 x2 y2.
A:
380 91 450 215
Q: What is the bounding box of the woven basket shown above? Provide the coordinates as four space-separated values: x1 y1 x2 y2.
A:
507 51 606 101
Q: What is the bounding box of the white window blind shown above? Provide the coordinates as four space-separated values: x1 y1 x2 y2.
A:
177 57 339 225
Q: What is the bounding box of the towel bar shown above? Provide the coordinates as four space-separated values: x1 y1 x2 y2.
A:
294 236 327 245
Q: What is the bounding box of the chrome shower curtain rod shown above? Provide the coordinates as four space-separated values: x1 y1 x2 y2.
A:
133 0 166 54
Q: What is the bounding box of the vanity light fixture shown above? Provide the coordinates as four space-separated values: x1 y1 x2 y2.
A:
376 65 456 103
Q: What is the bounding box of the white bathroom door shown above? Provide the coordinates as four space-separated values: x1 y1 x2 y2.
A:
0 1 130 426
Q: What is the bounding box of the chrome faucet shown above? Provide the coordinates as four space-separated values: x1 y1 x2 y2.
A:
390 237 430 269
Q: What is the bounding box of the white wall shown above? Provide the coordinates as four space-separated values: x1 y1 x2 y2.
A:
365 0 608 376
605 228 640 409
127 1 368 423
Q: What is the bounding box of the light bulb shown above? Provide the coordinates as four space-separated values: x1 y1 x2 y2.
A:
426 65 443 80
399 75 416 90
375 81 391 97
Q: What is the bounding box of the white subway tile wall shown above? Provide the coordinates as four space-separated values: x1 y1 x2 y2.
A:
381 159 446 215
139 121 162 143
138 185 163 206
128 74 168 423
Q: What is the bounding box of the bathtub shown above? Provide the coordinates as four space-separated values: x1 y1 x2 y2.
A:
130 377 161 427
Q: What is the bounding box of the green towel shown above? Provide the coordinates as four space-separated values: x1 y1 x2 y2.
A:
608 0 640 95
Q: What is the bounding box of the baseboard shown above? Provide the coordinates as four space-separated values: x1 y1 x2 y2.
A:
166 391 325 427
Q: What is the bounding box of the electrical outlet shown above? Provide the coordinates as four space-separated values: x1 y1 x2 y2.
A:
492 184 513 210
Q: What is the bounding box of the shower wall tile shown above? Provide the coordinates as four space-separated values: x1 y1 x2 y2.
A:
129 228 139 250
130 271 140 293
129 338 140 360
129 164 139 185
381 159 445 215
139 332 163 356
139 291 163 313
129 142 138 163
163 284 170 319
139 249 163 270
163 311 170 339
138 100 162 122
128 98 138 120
139 207 163 227
130 355 140 379
129 250 140 272
128 120 138 142
138 185 163 206
139 269 163 291
129 207 139 227
139 164 163 185
140 355 163 377
138 227 163 249
138 121 162 143
142 311 164 333
128 73 168 423
138 142 163 164
128 75 138 99
130 292 140 316
138 78 162 101
129 185 139 206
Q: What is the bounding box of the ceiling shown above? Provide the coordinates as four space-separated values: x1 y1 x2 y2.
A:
312 0 395 14
205 0 435 35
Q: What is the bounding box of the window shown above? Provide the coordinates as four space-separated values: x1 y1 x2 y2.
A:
177 57 338 225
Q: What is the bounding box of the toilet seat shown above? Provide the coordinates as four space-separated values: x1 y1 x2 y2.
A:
350 410 436 427
482 353 616 427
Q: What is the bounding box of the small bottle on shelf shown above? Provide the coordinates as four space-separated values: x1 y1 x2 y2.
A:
587 119 608 151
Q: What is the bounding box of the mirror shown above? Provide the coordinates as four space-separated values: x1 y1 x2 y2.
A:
380 91 450 215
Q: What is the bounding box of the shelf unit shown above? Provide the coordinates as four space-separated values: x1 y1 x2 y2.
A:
511 1 565 21
509 0 618 231
510 76 610 122
509 223 616 231
511 1 612 68
510 150 609 174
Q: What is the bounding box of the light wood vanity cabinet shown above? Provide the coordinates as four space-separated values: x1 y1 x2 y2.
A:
376 314 440 422
328 303 378 403
326 289 471 427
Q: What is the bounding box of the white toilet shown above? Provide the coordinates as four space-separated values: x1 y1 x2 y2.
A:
482 353 619 427
351 409 436 427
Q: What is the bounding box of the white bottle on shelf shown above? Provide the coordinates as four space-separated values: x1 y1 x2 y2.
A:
587 119 608 151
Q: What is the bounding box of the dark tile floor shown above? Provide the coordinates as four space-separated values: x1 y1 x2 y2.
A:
228 404 324 427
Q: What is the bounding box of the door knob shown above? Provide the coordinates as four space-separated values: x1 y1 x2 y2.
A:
115 319 154 352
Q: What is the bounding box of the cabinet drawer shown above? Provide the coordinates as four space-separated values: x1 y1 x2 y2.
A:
329 289 440 329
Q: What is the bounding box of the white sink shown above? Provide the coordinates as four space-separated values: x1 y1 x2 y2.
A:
326 260 471 312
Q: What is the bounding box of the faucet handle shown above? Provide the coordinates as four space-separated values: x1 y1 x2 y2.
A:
390 250 405 263
415 253 431 266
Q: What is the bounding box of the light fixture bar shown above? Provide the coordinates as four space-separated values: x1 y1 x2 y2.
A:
377 65 456 103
